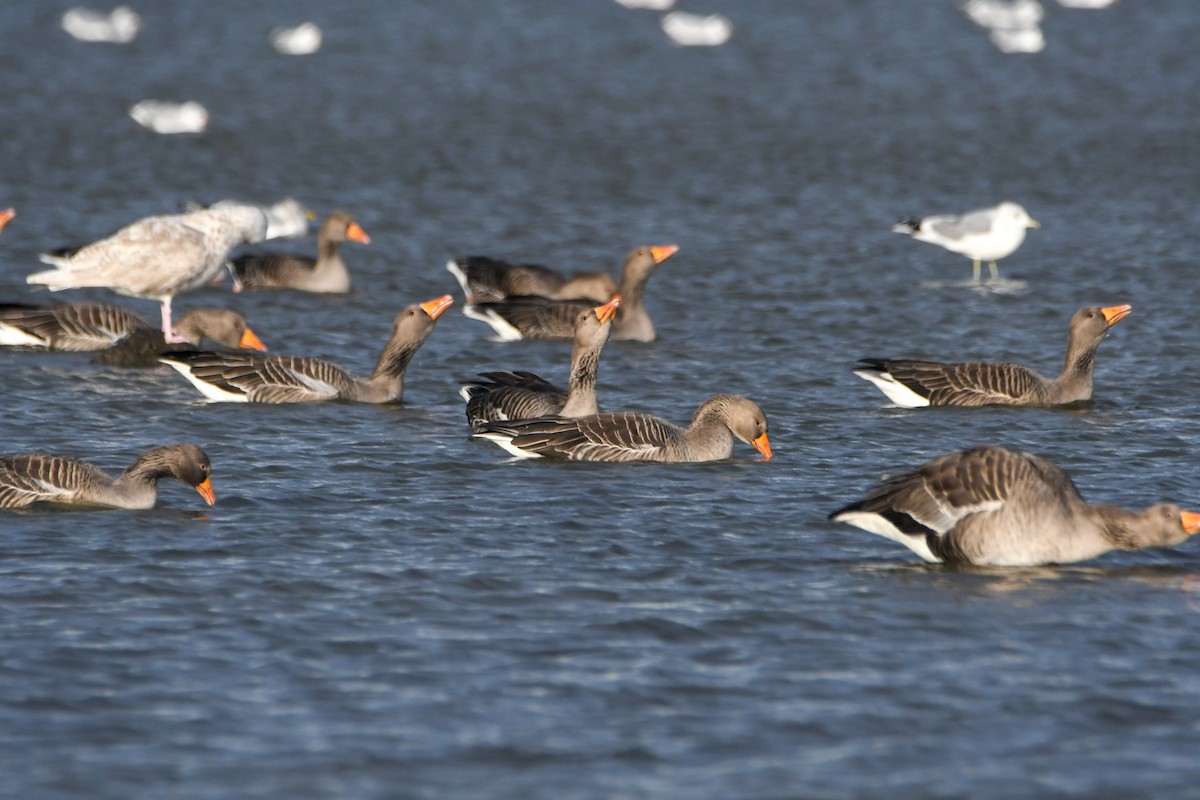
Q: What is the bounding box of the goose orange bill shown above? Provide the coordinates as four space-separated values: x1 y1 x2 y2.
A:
752 432 772 461
0 208 14 231
1182 510 1200 535
420 294 454 320
239 327 267 351
593 295 621 324
650 244 679 263
346 221 371 245
195 476 216 506
1101 304 1132 326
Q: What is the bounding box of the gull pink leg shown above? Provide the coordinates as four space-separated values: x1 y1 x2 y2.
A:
160 296 187 344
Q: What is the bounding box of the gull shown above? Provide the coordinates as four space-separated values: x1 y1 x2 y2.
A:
28 205 267 343
892 201 1040 282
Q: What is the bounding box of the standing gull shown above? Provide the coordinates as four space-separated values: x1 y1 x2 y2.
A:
830 445 1200 566
27 205 267 343
892 201 1040 282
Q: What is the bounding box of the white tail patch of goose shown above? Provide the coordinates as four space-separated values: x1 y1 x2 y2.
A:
160 360 249 403
463 305 525 342
852 369 931 408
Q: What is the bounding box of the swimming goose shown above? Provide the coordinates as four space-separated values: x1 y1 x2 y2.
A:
830 445 1200 566
28 205 267 343
446 255 617 304
0 444 214 510
463 245 678 341
892 201 1040 282
474 394 772 463
461 296 620 430
852 304 1131 408
0 302 265 357
232 210 370 293
160 295 452 403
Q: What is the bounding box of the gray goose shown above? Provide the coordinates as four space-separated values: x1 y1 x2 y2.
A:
462 244 678 342
892 201 1040 282
852 304 1131 408
159 295 452 403
446 255 617 304
232 210 370 293
27 205 267 343
474 394 772 463
0 303 266 363
0 444 215 510
461 296 620 431
830 445 1200 566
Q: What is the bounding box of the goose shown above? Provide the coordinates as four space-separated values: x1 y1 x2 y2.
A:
474 394 772 463
0 444 214 510
830 445 1200 566
852 304 1131 408
0 302 265 356
892 202 1040 282
231 211 369 293
463 244 677 341
160 295 452 403
461 296 620 431
128 100 209 135
28 205 267 343
446 255 617 304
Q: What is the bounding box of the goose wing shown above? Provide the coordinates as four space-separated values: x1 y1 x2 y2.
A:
160 351 352 403
832 446 1081 537
479 411 680 462
0 303 148 350
0 454 105 508
462 371 568 429
857 358 1045 406
231 252 316 288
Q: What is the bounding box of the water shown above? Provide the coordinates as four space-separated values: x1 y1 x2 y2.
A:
2 1 1200 797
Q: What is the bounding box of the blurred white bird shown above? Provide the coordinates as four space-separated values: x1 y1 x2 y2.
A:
61 5 141 44
990 25 1045 52
211 199 314 240
660 12 733 46
962 0 1044 29
269 22 322 56
128 100 209 134
614 0 675 9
